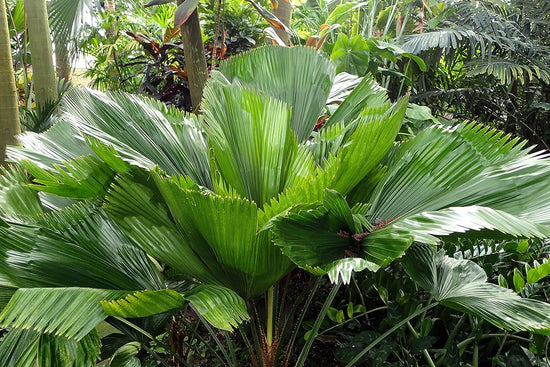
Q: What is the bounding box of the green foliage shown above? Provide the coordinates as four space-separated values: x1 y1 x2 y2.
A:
3 44 550 366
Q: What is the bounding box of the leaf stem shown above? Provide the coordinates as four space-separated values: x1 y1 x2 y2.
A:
406 321 436 367
345 302 439 367
267 285 274 346
295 278 343 367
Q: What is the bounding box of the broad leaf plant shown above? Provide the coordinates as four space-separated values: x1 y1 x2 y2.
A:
1 46 550 365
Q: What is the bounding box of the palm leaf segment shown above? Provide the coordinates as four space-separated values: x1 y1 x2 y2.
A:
403 244 550 333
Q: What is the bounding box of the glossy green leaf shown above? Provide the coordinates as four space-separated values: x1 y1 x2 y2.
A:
108 342 141 367
217 46 335 142
102 290 184 318
403 244 550 333
186 285 249 331
0 288 128 340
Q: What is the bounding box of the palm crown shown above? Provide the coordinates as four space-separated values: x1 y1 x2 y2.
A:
2 46 550 365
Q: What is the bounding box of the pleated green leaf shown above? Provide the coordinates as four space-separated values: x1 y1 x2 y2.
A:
202 82 297 207
153 174 293 298
62 88 212 187
102 290 184 318
0 207 164 290
385 206 550 244
185 285 249 331
272 202 350 269
0 288 128 340
0 328 102 367
20 155 115 199
7 120 94 168
403 244 550 333
0 166 43 219
326 74 389 128
330 96 408 195
104 174 220 286
368 123 550 223
217 46 335 142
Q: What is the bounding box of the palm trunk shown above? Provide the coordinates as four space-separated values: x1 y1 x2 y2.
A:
273 0 292 46
0 0 21 166
25 0 57 110
178 2 208 110
55 42 71 81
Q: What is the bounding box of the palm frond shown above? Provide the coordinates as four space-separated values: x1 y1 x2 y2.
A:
20 155 115 199
467 57 550 85
185 285 249 331
0 166 43 219
104 174 220 286
62 88 212 187
326 74 389 128
202 82 297 206
153 173 293 298
217 46 335 142
329 96 408 195
368 123 550 222
0 207 164 290
0 328 101 367
0 288 128 340
403 244 550 333
7 120 93 168
101 289 184 318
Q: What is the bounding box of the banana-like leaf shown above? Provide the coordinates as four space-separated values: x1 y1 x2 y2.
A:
186 285 249 331
174 0 199 27
202 83 297 206
0 328 101 367
217 46 335 142
403 244 550 333
368 123 550 223
0 288 128 340
102 289 184 318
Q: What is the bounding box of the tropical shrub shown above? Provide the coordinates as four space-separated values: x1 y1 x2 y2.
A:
2 46 550 366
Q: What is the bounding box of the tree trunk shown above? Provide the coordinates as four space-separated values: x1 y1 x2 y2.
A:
273 0 292 46
178 3 208 110
55 42 71 81
0 0 21 166
25 0 57 110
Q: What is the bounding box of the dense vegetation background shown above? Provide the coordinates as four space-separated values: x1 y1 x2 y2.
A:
1 0 550 366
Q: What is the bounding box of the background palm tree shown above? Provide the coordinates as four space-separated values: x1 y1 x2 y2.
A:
0 0 20 166
25 0 57 110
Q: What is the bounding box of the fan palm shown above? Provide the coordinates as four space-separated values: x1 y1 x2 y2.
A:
2 46 550 365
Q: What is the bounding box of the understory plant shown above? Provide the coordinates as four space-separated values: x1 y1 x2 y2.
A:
2 46 550 366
